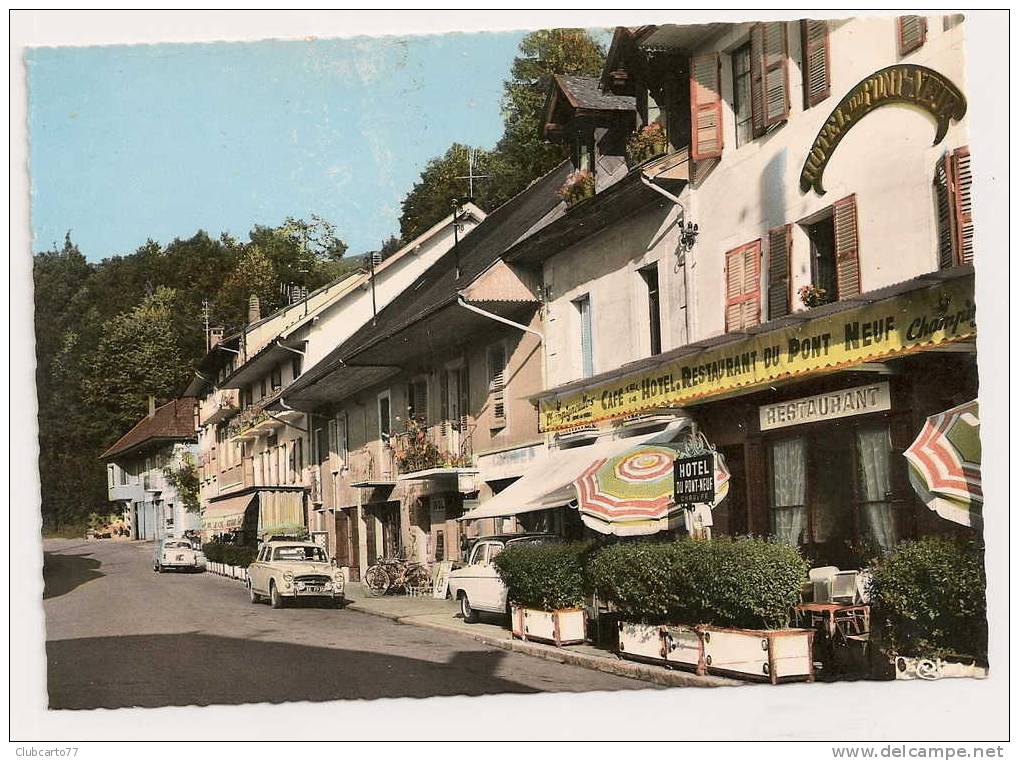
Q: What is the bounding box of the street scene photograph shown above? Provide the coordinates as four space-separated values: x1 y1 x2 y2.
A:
14 8 1008 746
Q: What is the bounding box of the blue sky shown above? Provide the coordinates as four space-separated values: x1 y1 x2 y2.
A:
27 31 529 261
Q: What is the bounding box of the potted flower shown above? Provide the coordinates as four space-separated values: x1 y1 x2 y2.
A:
798 284 833 309
625 122 668 167
868 536 988 681
558 170 596 208
589 536 814 683
493 542 590 647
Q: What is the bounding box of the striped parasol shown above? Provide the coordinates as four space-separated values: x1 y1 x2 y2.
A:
572 444 730 536
903 400 982 529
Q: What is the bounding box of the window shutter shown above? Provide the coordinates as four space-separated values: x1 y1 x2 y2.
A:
334 416 346 469
801 20 831 107
414 382 428 425
762 21 790 126
897 16 927 56
952 148 974 265
689 53 723 160
768 225 792 319
457 364 470 433
934 153 957 269
750 25 766 137
488 345 507 423
834 195 861 299
725 241 762 332
327 418 339 473
439 371 450 436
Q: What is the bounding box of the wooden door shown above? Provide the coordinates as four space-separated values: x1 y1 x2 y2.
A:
364 513 377 566
346 508 360 582
334 510 351 568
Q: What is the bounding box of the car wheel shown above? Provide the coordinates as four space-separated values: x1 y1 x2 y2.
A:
155 563 163 573
460 593 479 624
270 581 284 609
248 583 261 604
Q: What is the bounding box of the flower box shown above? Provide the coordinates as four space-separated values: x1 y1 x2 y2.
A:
701 625 814 684
511 605 586 647
616 622 706 673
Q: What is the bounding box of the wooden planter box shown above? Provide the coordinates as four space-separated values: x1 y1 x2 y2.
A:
701 626 815 684
511 605 586 647
616 622 705 673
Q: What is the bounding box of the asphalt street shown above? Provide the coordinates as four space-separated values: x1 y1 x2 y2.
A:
43 538 649 709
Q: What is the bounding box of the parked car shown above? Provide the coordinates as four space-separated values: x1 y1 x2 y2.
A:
246 540 345 609
447 533 559 623
153 537 206 573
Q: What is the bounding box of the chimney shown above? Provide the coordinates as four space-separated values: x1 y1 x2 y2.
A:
208 326 225 350
248 294 261 324
148 395 156 417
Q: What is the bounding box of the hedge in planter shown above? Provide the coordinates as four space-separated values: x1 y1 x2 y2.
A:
202 543 257 568
868 536 987 663
589 536 809 629
493 542 591 611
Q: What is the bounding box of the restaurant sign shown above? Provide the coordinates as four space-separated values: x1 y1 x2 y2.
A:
800 64 967 195
758 381 891 431
539 275 975 433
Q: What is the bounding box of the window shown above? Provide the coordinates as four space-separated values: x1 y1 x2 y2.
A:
805 214 838 303
573 131 595 174
767 225 793 319
330 415 347 472
897 15 927 56
573 295 594 378
690 53 723 160
798 194 861 306
639 264 663 355
291 355 303 380
406 378 429 424
378 390 392 443
934 147 973 268
434 530 445 562
731 42 753 147
724 242 761 332
270 366 282 391
801 20 831 108
243 386 253 408
486 343 508 428
470 542 489 566
259 379 267 399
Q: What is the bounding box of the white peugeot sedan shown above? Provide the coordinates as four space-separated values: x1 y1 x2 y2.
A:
447 534 559 623
246 540 345 609
153 538 206 573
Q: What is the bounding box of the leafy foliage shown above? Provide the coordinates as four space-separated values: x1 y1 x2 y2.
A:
868 536 987 661
588 537 809 629
493 542 591 610
557 169 596 207
202 543 258 567
162 451 201 514
391 418 471 473
625 123 668 166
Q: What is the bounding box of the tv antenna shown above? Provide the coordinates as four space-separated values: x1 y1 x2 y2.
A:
455 147 490 201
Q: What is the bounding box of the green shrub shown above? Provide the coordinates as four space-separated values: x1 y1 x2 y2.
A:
493 542 591 610
588 536 809 629
202 543 257 567
868 536 987 662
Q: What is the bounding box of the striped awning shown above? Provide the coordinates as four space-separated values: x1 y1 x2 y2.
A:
201 493 256 533
258 490 307 537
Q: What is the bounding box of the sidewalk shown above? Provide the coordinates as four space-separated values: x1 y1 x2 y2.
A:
343 583 739 689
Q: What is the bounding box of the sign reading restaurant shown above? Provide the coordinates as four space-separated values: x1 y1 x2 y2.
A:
539 275 975 433
758 381 891 432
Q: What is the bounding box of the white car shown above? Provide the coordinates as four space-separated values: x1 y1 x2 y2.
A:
153 538 206 573
447 534 559 623
246 540 345 609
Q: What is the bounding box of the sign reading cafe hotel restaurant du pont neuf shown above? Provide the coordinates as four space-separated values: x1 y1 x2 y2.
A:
539 274 976 433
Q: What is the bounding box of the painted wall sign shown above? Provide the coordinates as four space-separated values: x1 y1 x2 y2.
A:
799 65 967 194
758 381 891 431
538 275 974 433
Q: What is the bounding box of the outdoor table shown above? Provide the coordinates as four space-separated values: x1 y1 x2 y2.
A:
793 603 871 678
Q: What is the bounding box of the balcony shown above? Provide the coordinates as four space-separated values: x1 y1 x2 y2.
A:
108 481 143 502
388 421 478 492
199 388 240 426
226 400 286 442
218 460 254 491
143 473 165 493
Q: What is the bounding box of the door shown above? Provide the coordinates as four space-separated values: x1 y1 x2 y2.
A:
364 511 377 566
334 510 351 568
249 545 268 593
461 542 506 613
345 507 360 581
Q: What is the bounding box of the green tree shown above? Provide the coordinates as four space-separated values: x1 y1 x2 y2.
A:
399 144 493 241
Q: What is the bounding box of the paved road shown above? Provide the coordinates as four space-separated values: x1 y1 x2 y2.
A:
43 538 649 709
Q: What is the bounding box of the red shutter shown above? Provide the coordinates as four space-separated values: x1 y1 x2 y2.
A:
934 153 957 269
725 241 762 332
952 147 974 265
768 225 792 319
897 15 927 56
762 21 790 126
690 53 723 160
801 19 831 108
833 195 861 299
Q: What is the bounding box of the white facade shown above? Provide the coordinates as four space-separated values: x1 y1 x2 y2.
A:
107 442 200 541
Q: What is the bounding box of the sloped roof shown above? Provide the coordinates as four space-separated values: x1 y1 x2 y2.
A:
285 160 572 402
101 398 197 460
554 74 636 111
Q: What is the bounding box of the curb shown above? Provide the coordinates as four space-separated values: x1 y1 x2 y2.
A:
347 601 738 689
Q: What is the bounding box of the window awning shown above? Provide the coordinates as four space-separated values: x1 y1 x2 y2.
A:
459 418 691 522
200 493 256 533
258 489 306 537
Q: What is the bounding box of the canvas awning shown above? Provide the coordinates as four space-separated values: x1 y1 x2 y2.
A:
200 493 256 533
258 489 307 537
459 418 691 522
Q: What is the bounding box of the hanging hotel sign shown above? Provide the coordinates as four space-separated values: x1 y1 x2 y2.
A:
539 275 974 433
758 381 892 431
799 64 967 195
673 453 715 506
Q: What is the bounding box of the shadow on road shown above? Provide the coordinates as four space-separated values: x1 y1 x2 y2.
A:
47 632 556 709
43 551 104 600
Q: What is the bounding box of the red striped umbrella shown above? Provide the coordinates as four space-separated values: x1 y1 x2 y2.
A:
904 400 982 528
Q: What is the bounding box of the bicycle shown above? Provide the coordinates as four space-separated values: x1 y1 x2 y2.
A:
363 555 432 597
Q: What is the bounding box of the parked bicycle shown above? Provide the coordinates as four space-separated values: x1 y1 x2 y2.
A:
363 555 432 597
